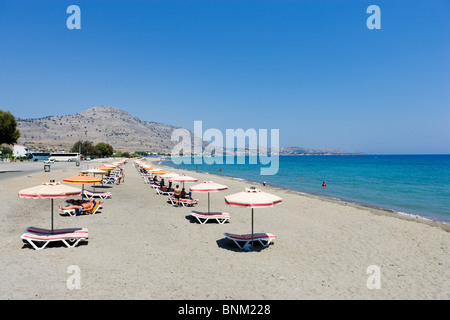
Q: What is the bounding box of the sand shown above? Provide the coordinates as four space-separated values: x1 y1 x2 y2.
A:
0 159 448 300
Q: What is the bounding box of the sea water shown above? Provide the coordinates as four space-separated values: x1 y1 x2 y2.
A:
162 155 450 223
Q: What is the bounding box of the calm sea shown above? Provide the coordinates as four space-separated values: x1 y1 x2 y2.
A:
162 155 450 223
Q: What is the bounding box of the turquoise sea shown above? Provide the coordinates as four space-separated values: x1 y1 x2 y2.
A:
162 155 450 224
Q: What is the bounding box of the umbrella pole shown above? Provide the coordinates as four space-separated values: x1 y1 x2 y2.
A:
208 193 210 213
51 198 54 235
251 208 254 248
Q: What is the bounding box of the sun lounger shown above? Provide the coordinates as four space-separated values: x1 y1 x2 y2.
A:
180 198 198 207
102 177 116 184
26 226 88 234
150 182 160 189
191 211 230 224
60 201 102 216
83 189 112 199
21 231 88 250
223 232 276 249
156 188 173 196
168 197 198 207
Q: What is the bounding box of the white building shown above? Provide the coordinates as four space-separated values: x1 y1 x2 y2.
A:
13 145 28 157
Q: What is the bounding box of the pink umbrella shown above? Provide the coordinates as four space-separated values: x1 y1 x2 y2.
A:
224 187 282 249
190 181 228 213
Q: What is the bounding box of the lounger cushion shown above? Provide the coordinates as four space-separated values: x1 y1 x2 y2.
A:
27 226 88 234
22 232 88 240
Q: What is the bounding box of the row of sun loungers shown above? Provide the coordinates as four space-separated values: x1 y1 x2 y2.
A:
21 162 127 250
135 163 277 250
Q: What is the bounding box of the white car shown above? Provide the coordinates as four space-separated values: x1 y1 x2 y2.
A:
44 159 55 164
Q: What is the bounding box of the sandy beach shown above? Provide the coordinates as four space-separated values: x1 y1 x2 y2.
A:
0 159 448 300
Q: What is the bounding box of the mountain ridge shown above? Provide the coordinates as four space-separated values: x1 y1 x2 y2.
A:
17 106 182 153
16 106 360 155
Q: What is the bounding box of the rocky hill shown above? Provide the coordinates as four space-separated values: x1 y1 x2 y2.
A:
16 105 359 155
17 106 184 153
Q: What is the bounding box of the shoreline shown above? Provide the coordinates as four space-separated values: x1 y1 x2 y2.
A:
156 158 450 232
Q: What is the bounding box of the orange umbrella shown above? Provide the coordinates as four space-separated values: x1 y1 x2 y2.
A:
63 174 102 197
96 166 114 171
152 170 168 175
63 174 102 184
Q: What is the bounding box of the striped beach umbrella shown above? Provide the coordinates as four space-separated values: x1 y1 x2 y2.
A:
18 181 82 234
190 181 228 213
169 174 198 188
224 187 282 249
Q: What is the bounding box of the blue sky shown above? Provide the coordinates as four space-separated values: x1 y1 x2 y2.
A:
0 0 449 154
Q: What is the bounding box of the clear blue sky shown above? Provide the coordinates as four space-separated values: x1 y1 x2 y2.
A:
0 0 449 154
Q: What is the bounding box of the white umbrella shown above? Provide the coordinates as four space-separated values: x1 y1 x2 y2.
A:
190 181 228 213
18 181 82 234
224 187 282 249
160 172 180 179
169 174 198 188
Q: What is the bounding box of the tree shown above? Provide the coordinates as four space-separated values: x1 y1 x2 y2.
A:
94 142 114 157
71 140 95 156
0 110 20 145
0 145 13 158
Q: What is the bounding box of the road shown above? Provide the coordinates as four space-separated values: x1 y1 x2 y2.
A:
0 161 87 181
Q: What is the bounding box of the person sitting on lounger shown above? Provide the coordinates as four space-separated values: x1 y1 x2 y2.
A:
59 199 103 213
180 188 186 199
66 199 92 205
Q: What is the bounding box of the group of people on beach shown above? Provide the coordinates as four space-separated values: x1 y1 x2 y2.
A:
151 176 193 206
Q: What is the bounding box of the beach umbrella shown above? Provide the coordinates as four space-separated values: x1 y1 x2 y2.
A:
190 181 228 213
80 169 109 190
96 165 114 171
63 174 102 198
85 168 109 176
18 181 82 234
169 174 198 188
152 170 168 175
160 172 179 179
224 187 282 250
